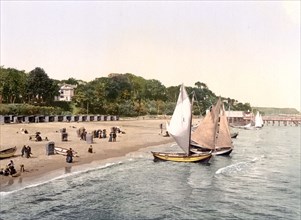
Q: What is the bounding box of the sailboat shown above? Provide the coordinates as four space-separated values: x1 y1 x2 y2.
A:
254 111 264 128
190 97 233 156
151 84 212 163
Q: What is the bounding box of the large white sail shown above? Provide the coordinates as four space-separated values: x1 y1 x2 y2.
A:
167 84 192 155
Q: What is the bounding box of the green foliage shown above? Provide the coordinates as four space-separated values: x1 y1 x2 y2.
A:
26 67 58 104
0 66 261 116
0 104 63 115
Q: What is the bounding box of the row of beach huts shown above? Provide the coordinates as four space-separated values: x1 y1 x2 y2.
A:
0 115 119 124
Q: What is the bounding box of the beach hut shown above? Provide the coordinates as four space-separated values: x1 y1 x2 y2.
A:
34 115 45 123
64 115 71 122
100 115 107 121
44 116 50 122
45 142 55 155
71 115 79 122
82 115 87 122
48 116 55 122
24 115 35 123
61 132 68 141
0 115 11 124
88 115 95 122
13 115 24 123
57 115 64 122
86 133 93 144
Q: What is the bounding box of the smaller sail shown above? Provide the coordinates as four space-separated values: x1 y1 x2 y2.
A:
259 113 264 127
191 97 222 150
255 111 263 128
215 104 233 149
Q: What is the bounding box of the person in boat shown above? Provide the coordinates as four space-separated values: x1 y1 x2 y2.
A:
66 148 73 163
88 145 93 153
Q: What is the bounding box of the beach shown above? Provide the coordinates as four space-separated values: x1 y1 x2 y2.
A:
0 118 174 189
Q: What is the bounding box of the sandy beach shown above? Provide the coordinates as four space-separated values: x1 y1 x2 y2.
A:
0 118 175 190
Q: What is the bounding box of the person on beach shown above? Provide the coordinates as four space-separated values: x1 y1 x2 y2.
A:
108 132 113 142
163 131 170 137
102 129 107 138
88 145 93 153
160 123 163 134
6 160 16 175
112 131 117 142
21 145 26 157
8 160 14 167
66 148 73 163
26 146 32 158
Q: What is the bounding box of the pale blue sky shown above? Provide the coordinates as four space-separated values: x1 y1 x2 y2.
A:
1 1 300 110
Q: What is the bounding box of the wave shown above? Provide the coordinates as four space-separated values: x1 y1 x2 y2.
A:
0 160 124 197
215 157 260 175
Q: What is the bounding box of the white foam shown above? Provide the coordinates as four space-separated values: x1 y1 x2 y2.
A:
0 159 124 197
215 158 259 175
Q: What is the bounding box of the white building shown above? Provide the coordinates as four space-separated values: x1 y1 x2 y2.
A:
55 84 77 102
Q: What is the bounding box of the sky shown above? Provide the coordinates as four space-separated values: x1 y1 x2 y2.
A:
1 1 300 110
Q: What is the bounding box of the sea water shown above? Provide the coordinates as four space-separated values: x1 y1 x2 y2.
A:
0 126 300 220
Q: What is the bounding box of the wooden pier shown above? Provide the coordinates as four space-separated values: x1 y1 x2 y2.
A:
262 115 301 126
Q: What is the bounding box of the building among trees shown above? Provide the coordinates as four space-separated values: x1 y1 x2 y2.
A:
55 84 77 102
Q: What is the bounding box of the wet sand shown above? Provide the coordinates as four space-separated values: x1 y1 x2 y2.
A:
0 118 174 191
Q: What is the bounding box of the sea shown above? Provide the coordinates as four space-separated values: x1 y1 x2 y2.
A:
0 125 300 220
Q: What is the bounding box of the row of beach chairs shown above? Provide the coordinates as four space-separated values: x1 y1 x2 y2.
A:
0 115 119 124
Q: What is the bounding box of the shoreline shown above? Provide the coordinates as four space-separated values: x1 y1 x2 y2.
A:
0 119 174 192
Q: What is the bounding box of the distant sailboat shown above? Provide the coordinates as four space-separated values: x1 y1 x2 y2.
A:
151 84 212 163
191 97 233 156
255 111 264 128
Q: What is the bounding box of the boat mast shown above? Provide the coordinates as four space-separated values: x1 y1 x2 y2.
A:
213 97 222 150
188 92 195 156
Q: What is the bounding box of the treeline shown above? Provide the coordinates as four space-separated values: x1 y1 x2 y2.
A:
0 66 251 116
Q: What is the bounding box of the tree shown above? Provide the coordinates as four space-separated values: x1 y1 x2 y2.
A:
0 67 27 103
26 67 57 104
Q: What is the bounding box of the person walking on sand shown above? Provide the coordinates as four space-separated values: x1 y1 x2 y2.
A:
160 123 163 134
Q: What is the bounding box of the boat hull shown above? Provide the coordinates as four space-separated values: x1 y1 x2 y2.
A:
54 147 78 157
214 148 233 156
191 145 233 156
151 151 212 163
0 146 17 159
231 132 239 139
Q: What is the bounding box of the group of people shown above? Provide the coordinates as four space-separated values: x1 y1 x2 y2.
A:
21 145 32 158
28 132 44 142
0 160 17 176
94 129 107 139
77 127 87 141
